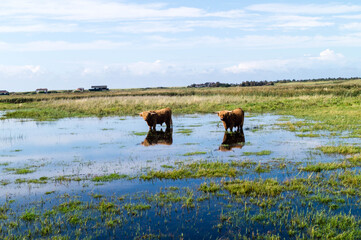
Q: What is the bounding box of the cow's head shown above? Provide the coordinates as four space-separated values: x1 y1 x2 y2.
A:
216 110 232 121
139 111 156 121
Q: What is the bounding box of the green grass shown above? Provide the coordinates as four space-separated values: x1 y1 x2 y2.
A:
223 178 284 197
302 162 351 172
296 133 320 138
20 209 39 222
91 173 128 182
243 150 272 156
183 151 207 156
1 80 361 140
198 182 221 193
132 131 147 136
140 160 239 180
4 167 35 174
318 145 361 155
176 129 193 135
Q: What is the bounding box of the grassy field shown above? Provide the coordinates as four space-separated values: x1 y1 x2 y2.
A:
1 79 361 135
2 79 361 238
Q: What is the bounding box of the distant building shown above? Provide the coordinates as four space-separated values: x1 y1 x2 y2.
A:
89 85 109 91
36 88 48 93
0 90 9 95
76 88 85 92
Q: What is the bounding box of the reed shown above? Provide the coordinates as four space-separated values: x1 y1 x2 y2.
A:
1 80 361 136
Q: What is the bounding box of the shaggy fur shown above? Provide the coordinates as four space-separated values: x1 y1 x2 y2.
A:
139 107 173 130
217 108 244 132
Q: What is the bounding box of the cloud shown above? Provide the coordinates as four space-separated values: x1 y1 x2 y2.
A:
224 49 344 73
0 23 78 33
0 40 129 51
247 4 361 15
0 64 41 75
125 60 175 75
311 49 344 61
341 22 361 31
0 0 246 22
82 60 176 76
224 59 294 73
269 16 333 29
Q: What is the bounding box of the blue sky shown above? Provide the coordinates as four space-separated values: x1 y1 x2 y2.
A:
1 0 361 91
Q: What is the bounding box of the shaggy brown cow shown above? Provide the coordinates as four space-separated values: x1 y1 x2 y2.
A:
219 132 245 151
216 108 244 132
141 129 173 146
139 107 172 130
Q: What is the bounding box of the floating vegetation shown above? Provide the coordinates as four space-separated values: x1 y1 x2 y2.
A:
132 131 148 136
176 128 193 135
4 167 35 174
318 145 361 155
296 133 321 137
243 150 272 156
302 162 350 172
91 173 128 182
183 151 207 156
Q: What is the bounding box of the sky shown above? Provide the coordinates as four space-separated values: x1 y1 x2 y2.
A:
1 0 361 91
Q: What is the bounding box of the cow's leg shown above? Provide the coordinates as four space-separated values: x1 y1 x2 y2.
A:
166 120 171 129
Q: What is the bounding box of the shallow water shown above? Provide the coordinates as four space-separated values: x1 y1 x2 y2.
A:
0 113 355 239
0 113 336 196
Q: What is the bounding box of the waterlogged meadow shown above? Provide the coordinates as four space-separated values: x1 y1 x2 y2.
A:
1 110 361 239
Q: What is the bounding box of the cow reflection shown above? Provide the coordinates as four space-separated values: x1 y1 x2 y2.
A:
142 129 173 146
219 131 245 151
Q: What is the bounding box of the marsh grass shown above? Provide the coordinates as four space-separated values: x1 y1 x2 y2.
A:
296 133 320 138
132 131 147 136
176 128 193 135
243 150 272 156
4 167 35 174
318 145 361 155
92 173 128 182
302 162 351 172
1 81 361 140
140 160 238 180
223 178 284 197
183 151 207 156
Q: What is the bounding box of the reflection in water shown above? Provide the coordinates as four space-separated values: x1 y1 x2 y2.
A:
142 129 173 146
219 131 245 151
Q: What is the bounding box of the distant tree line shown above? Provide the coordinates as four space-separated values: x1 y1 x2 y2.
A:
187 77 360 88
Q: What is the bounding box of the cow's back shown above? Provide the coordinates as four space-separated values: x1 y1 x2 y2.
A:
155 108 172 124
232 108 244 125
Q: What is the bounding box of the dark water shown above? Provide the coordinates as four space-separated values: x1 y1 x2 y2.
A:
0 113 352 239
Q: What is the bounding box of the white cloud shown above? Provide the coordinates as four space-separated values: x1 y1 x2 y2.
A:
341 22 361 31
311 49 344 61
0 65 41 75
82 60 176 76
224 59 294 73
0 23 78 33
247 4 361 15
224 49 344 73
114 22 192 34
0 0 247 22
270 16 333 29
126 60 175 75
0 40 129 51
